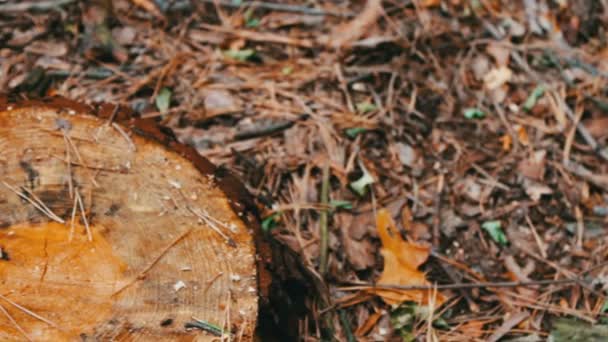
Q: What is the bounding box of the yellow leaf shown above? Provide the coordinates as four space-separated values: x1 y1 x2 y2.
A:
369 209 446 306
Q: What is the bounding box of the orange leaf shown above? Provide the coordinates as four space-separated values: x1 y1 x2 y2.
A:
369 209 446 306
500 134 512 151
517 126 530 146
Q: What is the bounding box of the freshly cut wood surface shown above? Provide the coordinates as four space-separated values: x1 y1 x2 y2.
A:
0 97 258 341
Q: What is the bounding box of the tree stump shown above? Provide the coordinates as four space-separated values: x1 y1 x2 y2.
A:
0 96 260 341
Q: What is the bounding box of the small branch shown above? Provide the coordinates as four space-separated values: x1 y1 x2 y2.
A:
0 0 75 12
2 181 65 223
75 189 92 242
188 206 236 247
340 278 578 291
197 0 353 17
432 173 444 247
0 304 32 342
319 163 330 276
561 100 608 162
198 23 313 48
0 294 60 330
112 122 136 151
234 120 297 140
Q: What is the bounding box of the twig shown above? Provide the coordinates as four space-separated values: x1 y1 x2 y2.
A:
197 0 353 17
188 206 236 247
112 228 193 297
319 162 330 276
0 303 32 342
0 0 75 12
0 294 60 330
75 189 92 242
69 192 78 242
234 119 298 140
203 272 224 294
2 181 64 223
186 317 225 337
111 122 136 151
487 311 530 342
198 23 313 48
432 173 444 247
561 99 608 162
339 278 577 291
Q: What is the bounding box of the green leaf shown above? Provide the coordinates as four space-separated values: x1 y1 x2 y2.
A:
463 107 485 119
223 49 256 62
345 127 366 138
482 220 508 245
550 318 608 341
155 87 172 113
329 200 352 210
261 212 280 232
185 318 224 337
356 102 377 113
350 165 374 196
244 9 260 28
281 66 293 75
602 301 608 313
523 85 545 111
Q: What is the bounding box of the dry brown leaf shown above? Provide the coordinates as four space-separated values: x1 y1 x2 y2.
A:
326 0 382 49
458 320 486 338
368 209 446 306
483 66 512 90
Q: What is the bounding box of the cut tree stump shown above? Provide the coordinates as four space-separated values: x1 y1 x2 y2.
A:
0 95 263 341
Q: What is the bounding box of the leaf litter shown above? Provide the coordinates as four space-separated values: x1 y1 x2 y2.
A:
2 0 608 340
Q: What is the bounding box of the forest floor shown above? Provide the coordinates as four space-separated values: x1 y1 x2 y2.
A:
2 0 608 340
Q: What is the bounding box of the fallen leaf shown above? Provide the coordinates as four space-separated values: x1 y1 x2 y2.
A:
523 179 553 201
356 101 378 113
482 220 508 246
518 150 546 181
458 320 486 338
368 209 446 306
464 108 485 119
24 41 68 57
550 318 608 341
517 125 530 146
483 66 512 90
523 85 545 111
395 143 418 168
155 87 172 113
350 163 375 196
327 0 382 48
223 49 256 62
487 43 511 67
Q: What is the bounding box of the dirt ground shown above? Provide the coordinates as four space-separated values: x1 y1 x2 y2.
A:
2 0 608 340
